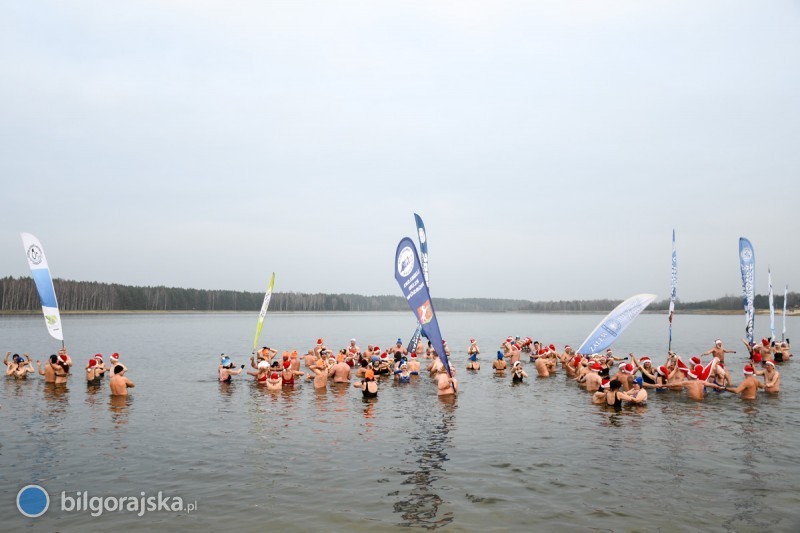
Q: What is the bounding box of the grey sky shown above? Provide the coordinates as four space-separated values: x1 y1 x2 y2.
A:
2 1 798 301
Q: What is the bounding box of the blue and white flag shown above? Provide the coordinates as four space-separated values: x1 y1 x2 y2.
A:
407 213 430 351
783 284 788 341
768 267 775 340
576 294 656 355
21 232 64 341
395 237 450 376
739 237 755 345
414 213 429 285
668 229 677 349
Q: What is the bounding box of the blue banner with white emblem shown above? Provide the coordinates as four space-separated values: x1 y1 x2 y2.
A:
394 237 450 376
739 237 755 345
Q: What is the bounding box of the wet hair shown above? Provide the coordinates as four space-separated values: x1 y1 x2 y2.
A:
271 361 280 368
49 354 58 364
60 361 70 374
360 359 368 368
609 379 622 391
114 365 124 374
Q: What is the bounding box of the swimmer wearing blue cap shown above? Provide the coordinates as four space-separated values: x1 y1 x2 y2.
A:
492 351 507 373
625 376 648 405
466 352 480 371
218 354 244 383
4 352 34 380
393 338 408 358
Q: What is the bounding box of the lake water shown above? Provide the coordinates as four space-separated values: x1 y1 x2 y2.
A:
1 312 799 532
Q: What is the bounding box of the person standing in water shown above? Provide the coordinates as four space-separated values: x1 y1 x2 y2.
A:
437 368 458 396
493 351 507 374
466 353 480 370
354 369 378 398
755 360 780 393
724 365 764 400
218 355 244 383
468 338 480 358
109 366 134 396
86 359 103 384
511 361 528 383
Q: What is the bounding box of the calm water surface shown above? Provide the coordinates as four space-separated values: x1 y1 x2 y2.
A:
1 312 799 532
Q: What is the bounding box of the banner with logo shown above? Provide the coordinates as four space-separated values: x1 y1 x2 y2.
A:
668 229 677 350
394 237 450 376
407 213 430 351
253 272 275 351
783 284 788 341
739 237 755 346
576 293 656 355
20 232 64 341
768 267 775 340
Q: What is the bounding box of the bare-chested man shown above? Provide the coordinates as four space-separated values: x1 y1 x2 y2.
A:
408 353 421 375
347 339 361 358
108 353 128 375
565 355 583 379
427 354 444 376
109 366 134 396
756 360 780 393
534 355 550 377
579 363 603 392
704 339 735 365
675 366 720 400
4 353 32 379
437 369 458 396
313 339 327 358
303 350 316 369
309 359 329 389
329 356 351 383
724 365 764 400
500 337 513 357
509 343 521 366
612 363 635 390
37 354 59 383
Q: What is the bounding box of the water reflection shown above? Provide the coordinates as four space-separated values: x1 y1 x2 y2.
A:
393 398 457 529
109 395 132 428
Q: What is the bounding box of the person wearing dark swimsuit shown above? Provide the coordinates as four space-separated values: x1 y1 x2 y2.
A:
605 379 634 408
219 355 244 383
356 369 378 398
511 361 528 383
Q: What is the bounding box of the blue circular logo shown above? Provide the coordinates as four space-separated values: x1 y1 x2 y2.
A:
17 485 49 518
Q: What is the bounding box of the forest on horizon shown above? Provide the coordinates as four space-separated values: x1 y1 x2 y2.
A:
1 276 798 314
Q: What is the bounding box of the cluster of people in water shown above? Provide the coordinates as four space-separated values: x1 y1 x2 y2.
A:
220 333 791 405
3 349 134 395
7 333 790 404
219 337 459 397
485 335 791 405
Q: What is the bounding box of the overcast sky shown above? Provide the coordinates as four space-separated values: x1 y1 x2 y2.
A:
2 1 798 301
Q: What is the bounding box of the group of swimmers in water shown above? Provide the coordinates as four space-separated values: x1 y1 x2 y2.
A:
483 335 791 406
3 349 134 396
218 333 791 405
218 337 459 397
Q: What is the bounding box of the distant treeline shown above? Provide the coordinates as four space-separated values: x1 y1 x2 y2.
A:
0 276 798 313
